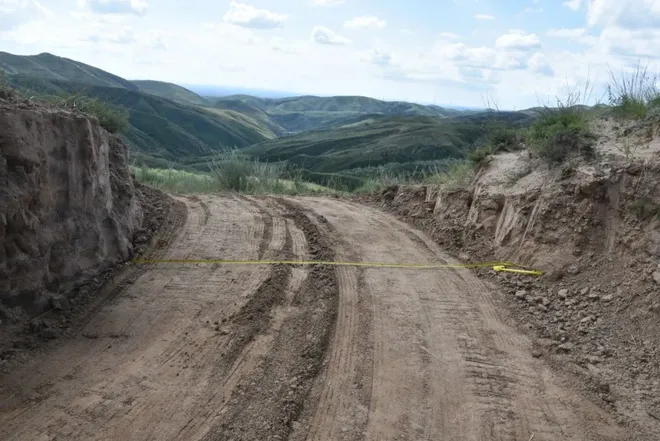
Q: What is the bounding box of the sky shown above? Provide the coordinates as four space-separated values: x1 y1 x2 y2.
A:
1 0 660 109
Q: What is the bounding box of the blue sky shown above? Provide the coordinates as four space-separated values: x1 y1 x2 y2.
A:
1 0 659 108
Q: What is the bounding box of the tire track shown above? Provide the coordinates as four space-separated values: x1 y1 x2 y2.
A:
202 199 339 441
288 204 374 441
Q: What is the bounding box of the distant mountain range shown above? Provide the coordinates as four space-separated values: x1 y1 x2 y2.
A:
0 51 533 174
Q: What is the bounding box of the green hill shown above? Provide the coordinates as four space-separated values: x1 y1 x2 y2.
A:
6 75 272 167
213 98 286 136
0 52 138 90
228 94 455 116
225 94 461 132
240 115 484 173
132 80 208 106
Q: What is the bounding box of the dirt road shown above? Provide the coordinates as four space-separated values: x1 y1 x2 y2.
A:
0 195 635 440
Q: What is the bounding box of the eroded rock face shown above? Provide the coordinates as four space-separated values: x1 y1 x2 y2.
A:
0 99 141 313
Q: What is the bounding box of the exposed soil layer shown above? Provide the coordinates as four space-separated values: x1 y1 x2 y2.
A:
0 96 141 314
0 183 182 371
0 195 642 440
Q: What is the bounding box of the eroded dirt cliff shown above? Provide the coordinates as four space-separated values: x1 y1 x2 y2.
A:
0 93 141 316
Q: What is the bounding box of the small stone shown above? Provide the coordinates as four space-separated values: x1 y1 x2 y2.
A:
602 294 614 302
653 271 660 285
580 287 590 296
558 342 576 353
558 289 569 299
515 290 528 300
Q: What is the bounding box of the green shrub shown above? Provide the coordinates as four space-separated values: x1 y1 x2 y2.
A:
468 145 494 164
76 97 130 134
132 166 219 193
527 107 595 163
467 122 525 165
0 69 14 100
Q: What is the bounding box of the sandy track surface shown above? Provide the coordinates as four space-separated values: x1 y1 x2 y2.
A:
0 195 635 440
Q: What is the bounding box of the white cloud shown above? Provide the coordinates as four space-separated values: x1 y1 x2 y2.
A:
1 0 53 30
311 0 344 5
495 30 541 50
78 0 148 15
546 27 597 45
364 48 392 66
440 42 524 70
344 16 386 30
598 26 660 59
563 0 581 11
475 14 495 20
311 26 351 45
438 32 460 40
587 0 660 29
223 1 287 29
527 52 554 76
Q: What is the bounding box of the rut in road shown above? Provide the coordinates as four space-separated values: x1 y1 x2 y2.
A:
0 195 639 441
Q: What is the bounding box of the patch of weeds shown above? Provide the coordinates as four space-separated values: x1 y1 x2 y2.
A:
468 126 526 165
33 93 130 134
607 62 660 120
425 161 475 189
0 69 15 100
614 137 640 162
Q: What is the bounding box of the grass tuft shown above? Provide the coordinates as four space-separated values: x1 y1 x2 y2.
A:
425 161 475 189
133 150 335 195
607 62 660 120
36 93 130 134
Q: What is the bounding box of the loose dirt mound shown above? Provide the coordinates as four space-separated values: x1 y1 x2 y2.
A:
364 139 660 435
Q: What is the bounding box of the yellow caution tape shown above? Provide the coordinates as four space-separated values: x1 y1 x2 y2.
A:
131 258 543 276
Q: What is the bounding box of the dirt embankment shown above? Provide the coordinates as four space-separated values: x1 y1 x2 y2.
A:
365 148 660 433
0 94 144 324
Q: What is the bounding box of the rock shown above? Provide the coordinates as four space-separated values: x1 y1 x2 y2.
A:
581 315 595 324
558 289 569 299
515 290 528 300
580 287 590 296
653 271 660 285
602 294 614 302
568 265 581 275
558 342 576 353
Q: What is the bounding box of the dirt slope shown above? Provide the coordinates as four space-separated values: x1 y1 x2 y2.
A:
0 195 641 441
0 93 140 316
